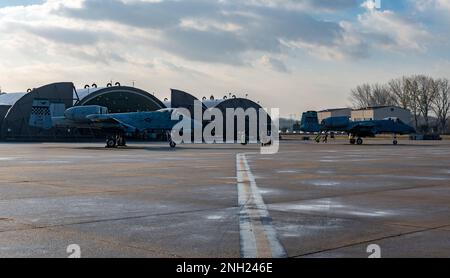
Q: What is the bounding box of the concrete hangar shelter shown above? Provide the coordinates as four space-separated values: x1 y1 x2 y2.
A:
0 82 269 142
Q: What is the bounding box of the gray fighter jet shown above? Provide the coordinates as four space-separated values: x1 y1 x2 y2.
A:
300 111 416 145
48 105 195 148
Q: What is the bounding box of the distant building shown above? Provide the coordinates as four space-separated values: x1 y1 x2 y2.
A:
351 106 412 124
317 108 351 123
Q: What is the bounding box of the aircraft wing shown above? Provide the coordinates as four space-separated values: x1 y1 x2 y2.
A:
348 122 377 135
86 114 138 133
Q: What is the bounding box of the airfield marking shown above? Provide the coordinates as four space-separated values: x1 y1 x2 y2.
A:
236 153 287 258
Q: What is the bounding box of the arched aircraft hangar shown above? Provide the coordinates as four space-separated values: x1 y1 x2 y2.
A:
170 89 272 143
0 82 271 142
0 82 75 140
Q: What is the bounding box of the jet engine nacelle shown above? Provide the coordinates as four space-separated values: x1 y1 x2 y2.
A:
64 105 108 122
321 116 350 129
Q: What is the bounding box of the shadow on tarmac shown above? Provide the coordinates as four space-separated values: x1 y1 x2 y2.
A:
41 144 261 152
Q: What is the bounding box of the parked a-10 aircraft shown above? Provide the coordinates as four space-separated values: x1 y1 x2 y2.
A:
300 111 416 145
45 105 200 148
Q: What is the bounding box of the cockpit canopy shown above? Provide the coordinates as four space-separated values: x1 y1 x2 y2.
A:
158 108 187 120
64 105 108 121
384 117 404 124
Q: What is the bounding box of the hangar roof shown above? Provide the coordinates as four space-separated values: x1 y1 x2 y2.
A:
0 86 165 113
318 108 351 113
77 86 166 113
353 105 408 111
75 87 103 102
202 99 225 108
0 92 27 106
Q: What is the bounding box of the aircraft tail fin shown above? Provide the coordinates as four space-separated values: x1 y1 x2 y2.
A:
28 100 53 130
300 111 321 133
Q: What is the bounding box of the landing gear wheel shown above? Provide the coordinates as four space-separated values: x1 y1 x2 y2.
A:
170 141 177 148
393 140 398 145
106 138 117 148
350 139 356 145
356 138 363 145
118 137 127 147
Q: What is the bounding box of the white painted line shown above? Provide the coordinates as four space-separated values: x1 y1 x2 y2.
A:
236 153 287 258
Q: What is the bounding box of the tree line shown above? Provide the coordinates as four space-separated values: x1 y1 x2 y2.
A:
350 75 450 133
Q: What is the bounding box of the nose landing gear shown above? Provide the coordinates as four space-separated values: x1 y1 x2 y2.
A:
349 134 363 145
106 137 117 148
106 134 127 148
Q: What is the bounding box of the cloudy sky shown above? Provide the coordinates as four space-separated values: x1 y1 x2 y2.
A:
1 0 450 117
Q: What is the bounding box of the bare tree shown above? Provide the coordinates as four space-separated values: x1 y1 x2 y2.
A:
415 75 437 132
350 75 445 132
388 77 410 109
350 83 372 109
432 78 450 133
370 83 396 106
350 83 396 108
404 77 420 129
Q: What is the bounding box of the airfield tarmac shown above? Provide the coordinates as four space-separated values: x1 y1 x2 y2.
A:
0 140 450 258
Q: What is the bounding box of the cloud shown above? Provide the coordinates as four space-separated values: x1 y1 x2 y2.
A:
259 55 289 73
2 0 431 68
413 0 450 12
59 0 219 29
357 9 431 52
11 23 102 45
437 0 450 11
243 0 358 12
302 0 358 11
56 0 359 64
0 0 442 69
